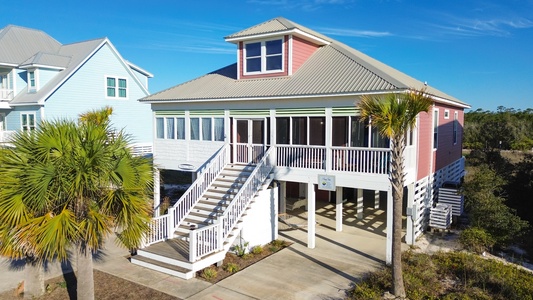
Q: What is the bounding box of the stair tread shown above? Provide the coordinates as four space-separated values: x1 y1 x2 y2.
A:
132 254 192 273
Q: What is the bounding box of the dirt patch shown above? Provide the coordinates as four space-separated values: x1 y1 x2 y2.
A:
196 240 291 283
0 269 177 300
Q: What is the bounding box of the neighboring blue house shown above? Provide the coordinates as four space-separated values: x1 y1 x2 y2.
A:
0 25 153 148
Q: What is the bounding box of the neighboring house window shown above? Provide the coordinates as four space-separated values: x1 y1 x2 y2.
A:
453 111 458 145
244 39 283 74
106 77 127 98
433 109 439 149
191 117 224 141
156 118 164 139
444 109 450 119
27 70 38 92
21 113 36 131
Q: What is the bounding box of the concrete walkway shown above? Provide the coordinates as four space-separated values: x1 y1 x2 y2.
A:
0 209 387 299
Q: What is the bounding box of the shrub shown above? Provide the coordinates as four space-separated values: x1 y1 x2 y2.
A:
232 240 249 257
251 245 263 255
200 267 218 281
224 263 239 273
460 227 495 253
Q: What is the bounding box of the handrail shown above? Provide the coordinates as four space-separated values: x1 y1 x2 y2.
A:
189 147 274 262
143 144 229 246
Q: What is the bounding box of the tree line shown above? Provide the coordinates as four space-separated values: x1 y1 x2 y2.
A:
464 106 533 151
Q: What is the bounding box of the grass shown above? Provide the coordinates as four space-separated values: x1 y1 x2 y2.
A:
348 251 533 300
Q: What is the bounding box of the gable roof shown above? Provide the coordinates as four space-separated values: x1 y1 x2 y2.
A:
0 25 152 106
141 17 468 108
0 25 61 66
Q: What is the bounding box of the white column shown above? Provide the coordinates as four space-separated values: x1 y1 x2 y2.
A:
386 188 393 265
406 183 415 245
307 182 316 249
153 168 161 217
335 187 343 232
280 181 287 214
374 190 380 209
356 188 364 219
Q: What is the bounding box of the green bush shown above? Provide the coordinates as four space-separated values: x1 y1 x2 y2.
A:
460 227 495 253
223 262 239 273
200 267 218 281
251 245 263 255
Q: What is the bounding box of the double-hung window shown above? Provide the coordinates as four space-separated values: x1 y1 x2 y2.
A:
21 113 36 131
433 109 439 149
106 77 127 98
244 39 283 74
453 112 458 145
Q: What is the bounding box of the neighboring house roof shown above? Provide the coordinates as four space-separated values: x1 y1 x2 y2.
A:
0 25 152 106
142 17 468 108
0 25 61 66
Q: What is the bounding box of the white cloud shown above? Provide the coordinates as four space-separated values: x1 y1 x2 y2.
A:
316 26 392 38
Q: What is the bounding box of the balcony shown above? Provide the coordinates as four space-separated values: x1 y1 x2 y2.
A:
0 130 16 144
1 89 13 101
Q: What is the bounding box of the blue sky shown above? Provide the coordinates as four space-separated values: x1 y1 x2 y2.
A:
3 0 532 111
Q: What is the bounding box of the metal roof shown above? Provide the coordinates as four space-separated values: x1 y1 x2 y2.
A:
0 25 61 65
143 17 467 107
20 52 72 69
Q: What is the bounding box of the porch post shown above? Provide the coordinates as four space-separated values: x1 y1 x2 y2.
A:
335 186 343 232
280 181 287 214
356 188 364 219
374 190 380 209
386 188 393 265
307 182 316 249
406 183 415 245
153 168 161 217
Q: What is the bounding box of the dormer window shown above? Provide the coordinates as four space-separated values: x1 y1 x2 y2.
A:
244 39 283 74
27 70 38 92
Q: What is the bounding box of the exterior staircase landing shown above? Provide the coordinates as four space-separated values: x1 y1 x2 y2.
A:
131 163 258 279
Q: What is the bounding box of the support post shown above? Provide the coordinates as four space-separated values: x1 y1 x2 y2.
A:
189 229 197 262
356 188 364 219
280 181 287 214
374 190 380 209
386 189 393 265
406 183 415 245
167 207 175 240
153 168 161 217
335 187 343 232
307 182 316 249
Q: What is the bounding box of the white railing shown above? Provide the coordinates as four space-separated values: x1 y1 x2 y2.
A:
234 143 265 164
276 145 326 170
189 147 274 262
331 147 390 174
0 131 16 144
145 214 171 247
0 89 13 100
131 143 153 156
144 144 229 246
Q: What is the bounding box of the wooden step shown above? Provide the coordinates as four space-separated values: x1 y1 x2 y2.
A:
131 255 194 279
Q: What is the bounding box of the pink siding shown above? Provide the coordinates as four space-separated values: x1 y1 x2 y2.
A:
239 36 289 79
434 103 464 171
417 103 465 180
292 36 319 73
417 111 433 180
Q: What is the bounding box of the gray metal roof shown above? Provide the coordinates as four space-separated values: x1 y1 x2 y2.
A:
9 38 106 105
143 17 467 107
20 52 72 69
0 25 61 65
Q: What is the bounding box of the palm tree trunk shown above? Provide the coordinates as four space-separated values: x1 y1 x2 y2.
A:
24 256 44 299
390 134 406 298
76 243 95 300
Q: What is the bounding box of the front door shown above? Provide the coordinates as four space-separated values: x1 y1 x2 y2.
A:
234 119 265 164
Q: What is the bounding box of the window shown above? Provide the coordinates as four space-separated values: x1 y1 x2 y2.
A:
453 112 458 145
433 109 439 149
351 117 368 147
21 113 36 131
276 117 290 144
202 118 212 141
156 117 185 140
444 110 450 119
292 117 307 145
29 71 35 88
214 118 224 141
106 77 127 98
244 39 283 74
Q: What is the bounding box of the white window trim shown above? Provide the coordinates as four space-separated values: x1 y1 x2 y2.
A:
433 108 439 150
243 38 285 75
20 112 37 131
453 111 458 145
444 109 450 119
105 75 128 99
27 69 39 92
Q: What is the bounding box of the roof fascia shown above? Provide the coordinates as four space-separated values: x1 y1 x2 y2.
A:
8 102 44 107
19 64 65 71
0 62 18 68
127 61 154 78
105 40 151 94
225 28 330 46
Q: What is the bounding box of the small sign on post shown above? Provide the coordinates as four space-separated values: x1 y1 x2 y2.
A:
318 175 336 191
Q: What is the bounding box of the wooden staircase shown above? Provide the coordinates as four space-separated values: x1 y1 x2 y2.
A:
131 163 265 279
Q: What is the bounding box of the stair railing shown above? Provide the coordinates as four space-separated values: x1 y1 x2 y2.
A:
189 147 274 262
144 144 229 246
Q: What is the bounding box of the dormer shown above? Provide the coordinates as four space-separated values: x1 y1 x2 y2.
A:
225 17 330 80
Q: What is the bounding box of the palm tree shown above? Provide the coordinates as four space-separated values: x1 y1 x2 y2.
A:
358 89 432 298
0 108 153 300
